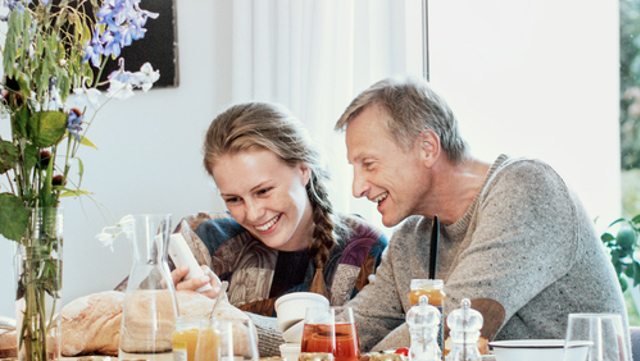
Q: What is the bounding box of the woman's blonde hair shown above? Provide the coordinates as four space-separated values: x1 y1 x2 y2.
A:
203 102 336 298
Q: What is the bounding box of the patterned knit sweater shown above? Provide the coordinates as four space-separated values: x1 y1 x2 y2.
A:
173 211 388 355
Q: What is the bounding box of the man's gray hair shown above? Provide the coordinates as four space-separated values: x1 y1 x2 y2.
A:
335 76 469 164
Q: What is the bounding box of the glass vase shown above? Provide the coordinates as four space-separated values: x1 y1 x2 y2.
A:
119 214 178 361
14 207 63 361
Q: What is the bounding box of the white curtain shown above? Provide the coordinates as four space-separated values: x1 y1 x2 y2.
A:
227 0 423 231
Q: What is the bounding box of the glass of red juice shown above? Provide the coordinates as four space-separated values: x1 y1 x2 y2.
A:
301 306 360 361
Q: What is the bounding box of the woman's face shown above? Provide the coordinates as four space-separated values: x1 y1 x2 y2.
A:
212 148 314 251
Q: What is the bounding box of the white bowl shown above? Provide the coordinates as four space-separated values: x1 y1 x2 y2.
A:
283 319 305 343
489 339 591 361
279 343 301 361
275 292 329 333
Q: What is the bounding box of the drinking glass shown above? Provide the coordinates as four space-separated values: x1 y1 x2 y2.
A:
194 318 221 361
216 319 260 361
563 313 630 361
173 317 203 361
301 306 360 361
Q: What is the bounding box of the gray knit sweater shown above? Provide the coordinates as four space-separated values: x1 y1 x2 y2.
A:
347 154 628 351
254 154 628 356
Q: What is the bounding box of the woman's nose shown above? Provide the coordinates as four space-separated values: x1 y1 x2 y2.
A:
244 199 265 222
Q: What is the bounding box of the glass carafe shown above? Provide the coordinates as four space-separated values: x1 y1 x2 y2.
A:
118 214 178 361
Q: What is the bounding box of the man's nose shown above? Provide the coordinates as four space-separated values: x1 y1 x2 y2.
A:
352 169 369 198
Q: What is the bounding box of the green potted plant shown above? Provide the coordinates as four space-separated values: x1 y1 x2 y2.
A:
601 215 640 291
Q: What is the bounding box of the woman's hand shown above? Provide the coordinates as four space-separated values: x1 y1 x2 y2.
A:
171 265 228 301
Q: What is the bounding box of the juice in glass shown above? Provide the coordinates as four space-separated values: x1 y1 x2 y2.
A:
193 326 220 361
172 318 201 361
301 323 360 361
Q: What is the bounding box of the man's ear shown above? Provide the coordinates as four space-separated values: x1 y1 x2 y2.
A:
419 129 440 168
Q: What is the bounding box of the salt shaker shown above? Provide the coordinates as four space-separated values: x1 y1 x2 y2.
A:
445 299 483 361
406 294 442 361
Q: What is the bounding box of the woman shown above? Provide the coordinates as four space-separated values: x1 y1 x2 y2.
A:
172 102 388 318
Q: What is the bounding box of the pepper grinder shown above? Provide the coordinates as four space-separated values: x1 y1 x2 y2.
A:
406 294 442 361
445 298 483 361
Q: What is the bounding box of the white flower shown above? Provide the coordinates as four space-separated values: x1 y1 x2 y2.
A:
131 62 160 92
95 215 136 251
68 86 102 109
107 79 135 100
46 86 63 111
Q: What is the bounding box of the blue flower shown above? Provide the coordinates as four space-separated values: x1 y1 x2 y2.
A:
66 109 84 142
107 58 132 83
89 0 158 58
4 0 25 13
83 30 105 67
100 30 123 58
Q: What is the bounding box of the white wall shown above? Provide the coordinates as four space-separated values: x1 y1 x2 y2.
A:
0 0 621 317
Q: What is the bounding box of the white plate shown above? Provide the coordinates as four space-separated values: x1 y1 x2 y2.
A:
489 339 591 349
489 339 591 361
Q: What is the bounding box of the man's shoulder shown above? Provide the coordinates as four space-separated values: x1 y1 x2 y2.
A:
486 154 567 192
494 154 556 173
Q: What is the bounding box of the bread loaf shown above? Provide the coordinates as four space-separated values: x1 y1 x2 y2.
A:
0 330 17 358
61 290 247 356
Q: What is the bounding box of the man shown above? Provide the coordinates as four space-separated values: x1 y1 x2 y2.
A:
335 76 627 352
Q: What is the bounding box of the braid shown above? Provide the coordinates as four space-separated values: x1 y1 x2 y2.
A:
306 170 336 299
203 101 336 301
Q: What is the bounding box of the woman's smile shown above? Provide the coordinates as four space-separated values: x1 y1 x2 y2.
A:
254 214 281 232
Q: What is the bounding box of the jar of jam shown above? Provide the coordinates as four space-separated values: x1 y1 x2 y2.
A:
408 279 445 306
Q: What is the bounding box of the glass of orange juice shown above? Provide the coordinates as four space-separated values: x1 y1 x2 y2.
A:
173 317 202 361
194 318 221 361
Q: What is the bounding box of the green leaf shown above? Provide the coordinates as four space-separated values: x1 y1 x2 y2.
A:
601 232 615 243
607 217 627 228
77 158 84 178
79 135 97 149
632 214 640 225
625 261 636 278
22 145 38 174
611 249 627 261
0 193 29 241
27 111 68 147
620 276 628 292
614 259 623 275
57 188 91 197
11 105 30 138
0 141 18 174
633 262 640 286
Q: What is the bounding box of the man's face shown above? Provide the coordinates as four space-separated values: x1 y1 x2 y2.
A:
345 104 429 227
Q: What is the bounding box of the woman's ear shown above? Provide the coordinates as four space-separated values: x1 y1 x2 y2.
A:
419 130 441 168
299 163 312 186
